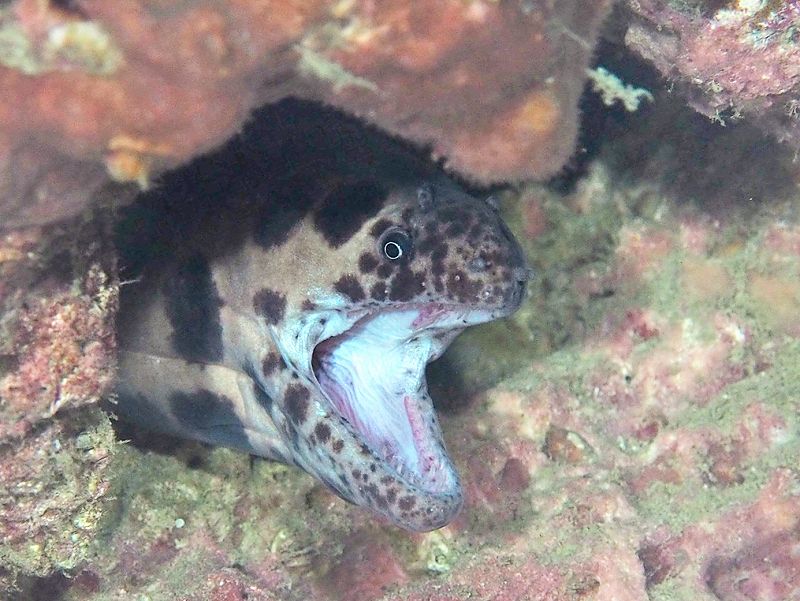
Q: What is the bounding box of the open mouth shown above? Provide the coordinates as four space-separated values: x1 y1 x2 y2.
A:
310 303 495 494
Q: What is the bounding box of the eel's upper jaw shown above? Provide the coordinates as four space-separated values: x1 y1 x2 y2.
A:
308 304 495 521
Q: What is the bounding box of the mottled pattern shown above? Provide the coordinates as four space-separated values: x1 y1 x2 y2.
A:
115 103 527 531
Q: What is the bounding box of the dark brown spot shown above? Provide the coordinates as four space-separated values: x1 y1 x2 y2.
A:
398 495 416 511
163 254 224 363
284 384 310 424
370 282 387 301
334 274 366 302
389 268 425 301
446 269 481 303
262 353 280 376
253 289 286 324
314 422 331 443
359 252 378 273
169 390 240 432
302 299 316 311
376 263 393 279
332 439 344 453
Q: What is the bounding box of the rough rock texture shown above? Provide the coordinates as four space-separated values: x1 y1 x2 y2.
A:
0 212 119 591
0 214 118 436
7 80 800 600
0 409 114 584
1 0 611 230
623 0 800 151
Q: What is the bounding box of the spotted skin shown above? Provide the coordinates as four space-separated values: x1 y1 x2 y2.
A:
115 99 527 531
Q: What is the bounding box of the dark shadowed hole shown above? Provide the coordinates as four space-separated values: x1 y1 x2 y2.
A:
548 32 664 195
10 571 71 601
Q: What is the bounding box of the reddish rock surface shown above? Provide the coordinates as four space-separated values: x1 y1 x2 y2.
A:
1 0 611 230
623 0 800 152
0 213 118 588
0 216 117 438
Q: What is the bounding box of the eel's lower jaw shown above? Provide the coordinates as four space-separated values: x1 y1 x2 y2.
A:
310 305 481 500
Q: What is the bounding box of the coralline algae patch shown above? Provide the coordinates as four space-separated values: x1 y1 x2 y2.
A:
0 215 120 593
624 0 800 152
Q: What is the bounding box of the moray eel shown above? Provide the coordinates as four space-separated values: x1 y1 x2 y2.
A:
115 101 528 531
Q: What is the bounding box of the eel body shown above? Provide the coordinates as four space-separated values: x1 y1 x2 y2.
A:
115 101 528 531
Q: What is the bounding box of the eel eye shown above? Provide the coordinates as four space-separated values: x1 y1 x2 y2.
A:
380 229 412 261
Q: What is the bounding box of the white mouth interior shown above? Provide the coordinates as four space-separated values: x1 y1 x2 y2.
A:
311 305 490 493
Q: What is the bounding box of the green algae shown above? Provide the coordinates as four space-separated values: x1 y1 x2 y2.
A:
100 444 244 546
507 183 624 353
634 345 800 532
0 407 116 580
295 43 378 93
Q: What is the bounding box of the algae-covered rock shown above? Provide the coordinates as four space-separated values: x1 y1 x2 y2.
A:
0 212 119 594
0 408 114 580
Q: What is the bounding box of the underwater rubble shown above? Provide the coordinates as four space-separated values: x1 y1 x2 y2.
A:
2 1 800 600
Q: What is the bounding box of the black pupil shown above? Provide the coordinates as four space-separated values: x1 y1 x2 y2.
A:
383 231 410 260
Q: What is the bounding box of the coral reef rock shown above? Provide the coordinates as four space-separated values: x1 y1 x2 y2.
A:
1 0 611 231
623 0 800 152
0 213 118 592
